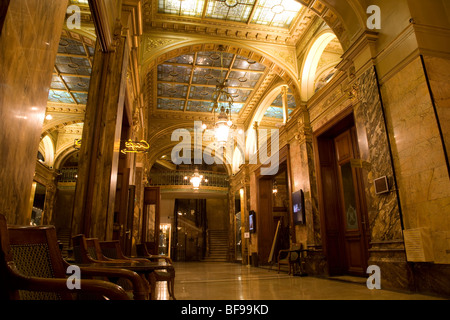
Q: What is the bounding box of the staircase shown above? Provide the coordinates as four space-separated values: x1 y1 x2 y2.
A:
57 228 72 258
204 230 228 262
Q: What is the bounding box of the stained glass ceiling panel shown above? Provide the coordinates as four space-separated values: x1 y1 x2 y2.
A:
158 0 302 28
250 0 302 28
158 0 205 17
48 90 75 104
271 92 296 109
48 37 94 106
205 0 255 22
157 98 185 111
156 50 266 114
264 106 283 119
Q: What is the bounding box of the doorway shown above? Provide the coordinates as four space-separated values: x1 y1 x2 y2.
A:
256 149 291 266
234 191 242 261
316 112 369 276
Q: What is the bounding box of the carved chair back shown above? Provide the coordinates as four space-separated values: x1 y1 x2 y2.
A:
7 223 72 300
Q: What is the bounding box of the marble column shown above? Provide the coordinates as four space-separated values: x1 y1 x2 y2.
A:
0 0 67 224
72 34 130 240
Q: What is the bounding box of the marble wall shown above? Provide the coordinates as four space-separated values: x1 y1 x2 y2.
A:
0 0 67 224
422 55 450 170
381 56 450 264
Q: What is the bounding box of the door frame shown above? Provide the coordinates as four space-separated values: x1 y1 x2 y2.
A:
313 107 370 276
255 145 292 265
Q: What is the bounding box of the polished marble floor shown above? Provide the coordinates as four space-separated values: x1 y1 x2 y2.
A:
155 261 444 300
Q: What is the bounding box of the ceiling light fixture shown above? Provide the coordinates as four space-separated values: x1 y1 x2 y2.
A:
211 46 235 146
224 0 238 8
190 168 204 190
272 179 278 194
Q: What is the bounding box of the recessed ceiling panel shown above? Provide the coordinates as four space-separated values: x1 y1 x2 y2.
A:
189 86 216 100
157 98 185 111
158 83 189 98
157 64 192 83
187 100 213 112
192 68 223 86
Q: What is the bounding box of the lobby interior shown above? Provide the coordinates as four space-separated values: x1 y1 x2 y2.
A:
0 0 449 300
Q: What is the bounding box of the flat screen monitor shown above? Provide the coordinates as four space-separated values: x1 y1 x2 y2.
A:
292 190 305 225
249 210 256 233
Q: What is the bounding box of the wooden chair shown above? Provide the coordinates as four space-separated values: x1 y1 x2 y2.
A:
137 243 173 264
99 240 147 263
136 243 176 300
277 243 306 275
0 214 129 300
85 238 136 263
71 234 149 299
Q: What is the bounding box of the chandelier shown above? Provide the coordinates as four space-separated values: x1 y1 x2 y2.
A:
185 168 208 190
210 47 234 146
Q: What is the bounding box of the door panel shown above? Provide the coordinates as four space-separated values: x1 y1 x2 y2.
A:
339 162 358 230
335 129 369 276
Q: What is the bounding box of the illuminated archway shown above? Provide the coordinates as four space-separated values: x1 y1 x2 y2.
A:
300 32 338 101
38 135 55 167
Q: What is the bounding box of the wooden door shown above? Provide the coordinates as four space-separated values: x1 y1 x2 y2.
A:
114 168 130 248
257 178 274 265
143 187 160 251
334 128 369 275
317 138 347 275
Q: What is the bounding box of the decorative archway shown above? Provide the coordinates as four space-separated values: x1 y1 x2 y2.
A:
300 31 338 101
54 145 79 170
295 0 367 50
38 135 55 168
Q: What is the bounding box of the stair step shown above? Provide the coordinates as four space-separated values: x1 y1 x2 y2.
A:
207 230 228 262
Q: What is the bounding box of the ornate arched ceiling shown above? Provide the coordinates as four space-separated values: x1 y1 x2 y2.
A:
140 0 366 149
143 41 304 142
